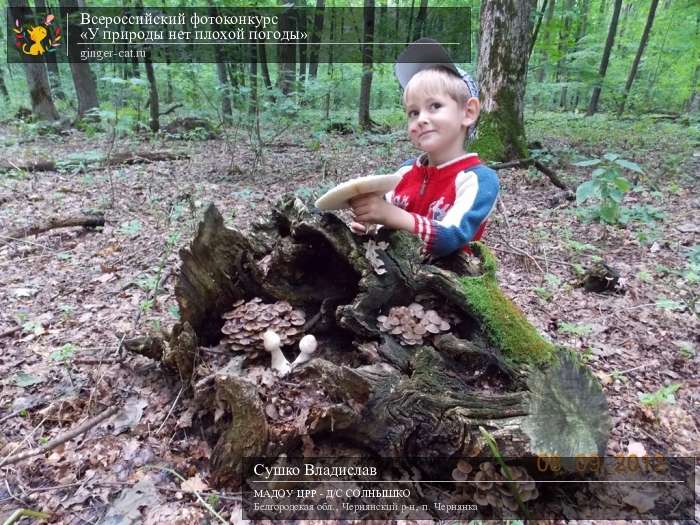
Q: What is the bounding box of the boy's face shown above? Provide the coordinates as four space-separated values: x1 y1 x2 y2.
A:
405 91 477 162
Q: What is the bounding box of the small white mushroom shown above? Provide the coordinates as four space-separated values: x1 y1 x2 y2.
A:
291 334 318 369
263 329 291 376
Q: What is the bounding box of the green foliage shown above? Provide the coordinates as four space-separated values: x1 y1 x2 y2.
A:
558 322 593 337
639 383 681 411
574 153 640 225
119 220 143 238
50 343 77 362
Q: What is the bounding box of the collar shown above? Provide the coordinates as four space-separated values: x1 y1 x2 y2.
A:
415 152 481 174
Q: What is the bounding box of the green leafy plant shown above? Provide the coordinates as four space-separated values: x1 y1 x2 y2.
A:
574 153 642 225
50 343 77 362
558 322 594 337
119 220 143 238
639 383 681 411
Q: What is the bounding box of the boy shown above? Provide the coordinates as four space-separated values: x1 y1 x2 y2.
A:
350 38 499 258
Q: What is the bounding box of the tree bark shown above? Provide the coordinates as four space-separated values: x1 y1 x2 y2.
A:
473 0 535 161
586 0 623 116
556 0 574 109
308 0 325 80
411 0 429 41
62 0 99 119
8 0 59 121
152 198 610 487
358 0 375 130
529 0 548 59
617 0 659 115
258 42 274 95
144 51 159 132
277 1 296 95
208 6 232 125
34 0 64 101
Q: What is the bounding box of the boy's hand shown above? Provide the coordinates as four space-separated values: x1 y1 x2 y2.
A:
349 193 414 231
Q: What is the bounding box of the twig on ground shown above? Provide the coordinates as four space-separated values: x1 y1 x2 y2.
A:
489 157 568 190
0 406 119 467
0 326 20 338
155 387 183 435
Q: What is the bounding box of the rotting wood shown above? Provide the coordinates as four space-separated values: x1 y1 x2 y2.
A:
127 197 610 494
0 213 105 247
0 150 190 173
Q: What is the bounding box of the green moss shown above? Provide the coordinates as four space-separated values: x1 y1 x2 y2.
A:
472 89 528 162
459 243 555 366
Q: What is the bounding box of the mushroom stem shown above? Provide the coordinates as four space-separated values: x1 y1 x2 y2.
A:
263 329 291 376
291 334 318 369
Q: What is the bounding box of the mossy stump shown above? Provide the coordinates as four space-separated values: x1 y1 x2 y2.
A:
154 197 610 490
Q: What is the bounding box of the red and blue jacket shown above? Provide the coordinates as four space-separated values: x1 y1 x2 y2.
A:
386 153 499 257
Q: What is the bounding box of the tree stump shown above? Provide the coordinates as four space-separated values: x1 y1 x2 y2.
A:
159 197 610 487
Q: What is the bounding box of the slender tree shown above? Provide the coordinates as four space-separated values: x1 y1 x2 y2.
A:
0 19 10 100
358 0 375 130
277 1 296 95
535 0 556 85
209 5 232 125
617 0 660 115
62 0 99 119
472 0 535 161
411 0 428 41
8 0 59 121
34 0 64 100
308 0 325 80
529 0 549 59
586 0 623 115
556 0 575 108
144 49 159 132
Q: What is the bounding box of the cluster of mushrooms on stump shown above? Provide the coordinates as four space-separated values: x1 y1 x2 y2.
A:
129 195 611 518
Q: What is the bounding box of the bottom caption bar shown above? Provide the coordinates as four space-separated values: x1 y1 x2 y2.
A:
241 456 696 520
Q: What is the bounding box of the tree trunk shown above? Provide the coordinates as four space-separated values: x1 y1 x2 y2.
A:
358 0 375 130
0 67 8 100
308 0 325 80
34 0 64 100
147 198 610 488
473 0 535 161
258 42 273 94
535 0 556 83
144 51 159 132
586 0 623 116
617 0 659 115
249 44 259 117
411 0 429 41
529 0 548 59
297 9 308 89
209 6 232 125
277 2 296 95
62 0 99 119
8 0 59 121
556 0 574 108
686 61 700 113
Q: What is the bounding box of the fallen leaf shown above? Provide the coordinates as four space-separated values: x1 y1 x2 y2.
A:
627 441 647 457
180 474 208 493
110 397 148 435
622 490 657 513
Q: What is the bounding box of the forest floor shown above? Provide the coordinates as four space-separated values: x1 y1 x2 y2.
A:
0 111 698 524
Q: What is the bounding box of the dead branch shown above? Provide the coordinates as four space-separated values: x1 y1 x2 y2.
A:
0 214 105 248
490 158 568 190
0 405 119 467
0 150 190 173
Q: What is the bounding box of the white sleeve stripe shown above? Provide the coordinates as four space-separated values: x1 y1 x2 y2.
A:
442 170 479 228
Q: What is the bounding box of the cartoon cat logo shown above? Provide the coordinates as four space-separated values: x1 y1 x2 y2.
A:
13 13 61 57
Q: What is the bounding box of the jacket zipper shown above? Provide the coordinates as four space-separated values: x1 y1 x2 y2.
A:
419 172 429 196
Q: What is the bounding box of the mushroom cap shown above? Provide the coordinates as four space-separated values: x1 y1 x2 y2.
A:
263 329 281 352
298 334 317 355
